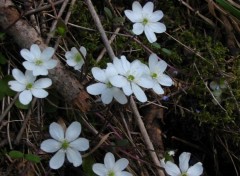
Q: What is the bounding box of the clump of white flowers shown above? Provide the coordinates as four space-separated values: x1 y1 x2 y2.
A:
9 44 57 105
40 121 89 169
92 152 132 176
161 152 203 176
87 53 173 104
124 1 166 43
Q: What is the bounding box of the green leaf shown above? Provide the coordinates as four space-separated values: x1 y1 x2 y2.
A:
113 17 125 25
151 42 161 49
216 0 240 19
24 153 41 163
213 89 222 97
0 75 15 100
104 7 113 20
15 99 31 109
0 53 7 65
161 48 172 55
9 150 24 159
82 155 96 176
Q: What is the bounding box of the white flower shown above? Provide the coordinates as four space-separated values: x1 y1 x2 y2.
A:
124 1 166 43
86 66 127 104
110 56 153 103
20 44 57 76
40 121 89 169
147 53 173 94
8 68 52 105
65 46 86 70
161 152 203 176
92 152 132 176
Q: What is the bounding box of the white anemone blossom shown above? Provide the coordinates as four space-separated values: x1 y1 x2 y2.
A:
8 68 52 105
40 121 89 169
86 66 127 104
124 1 166 43
110 56 153 103
65 46 86 70
20 44 57 76
92 152 132 176
146 54 173 94
161 152 203 176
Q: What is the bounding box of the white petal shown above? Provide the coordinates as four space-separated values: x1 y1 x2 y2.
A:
152 83 164 94
122 82 132 96
132 83 147 102
101 88 113 104
80 46 87 57
31 89 48 98
66 148 82 167
106 64 118 77
12 69 26 84
112 88 128 104
157 60 168 73
120 56 131 73
149 54 159 72
19 90 32 105
49 149 65 169
74 63 84 70
8 81 26 92
137 77 154 88
41 47 55 60
34 78 52 88
65 121 81 142
25 70 36 83
87 83 106 95
92 67 107 82
158 74 173 86
144 25 157 43
30 44 41 58
44 60 58 69
20 49 35 61
124 10 142 23
179 152 191 173
67 58 77 66
163 161 181 176
113 158 129 171
23 61 35 71
40 139 61 153
113 57 124 75
149 22 166 33
143 1 154 14
71 47 79 55
109 75 127 88
49 122 64 141
132 23 144 35
92 163 108 175
187 162 203 176
32 66 48 76
69 138 89 151
132 1 142 14
149 10 164 22
104 152 115 170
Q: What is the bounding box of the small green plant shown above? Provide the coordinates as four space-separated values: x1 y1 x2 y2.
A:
9 150 41 163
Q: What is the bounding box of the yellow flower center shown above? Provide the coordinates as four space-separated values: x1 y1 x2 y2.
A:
26 83 33 90
74 53 83 63
151 72 158 79
107 170 115 176
181 173 188 176
35 59 43 66
106 82 113 88
143 18 148 25
127 75 135 81
61 140 69 150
